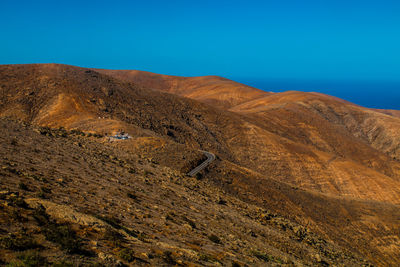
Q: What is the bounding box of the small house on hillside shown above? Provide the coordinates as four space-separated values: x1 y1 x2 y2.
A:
109 132 131 141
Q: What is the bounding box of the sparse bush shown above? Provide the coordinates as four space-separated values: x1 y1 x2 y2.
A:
96 215 138 238
18 182 28 191
9 208 26 222
71 129 86 136
118 248 135 262
182 216 196 229
32 206 85 254
137 232 148 242
96 215 122 229
40 186 51 194
37 191 46 199
9 196 28 208
43 223 83 254
11 138 18 146
32 205 50 226
208 234 221 244
123 227 138 238
7 250 48 266
251 250 274 262
127 192 137 200
162 251 176 265
199 253 218 262
103 228 124 247
38 186 51 199
165 212 175 222
217 198 227 205
0 234 38 251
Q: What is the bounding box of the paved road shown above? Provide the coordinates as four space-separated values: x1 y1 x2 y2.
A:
187 150 215 177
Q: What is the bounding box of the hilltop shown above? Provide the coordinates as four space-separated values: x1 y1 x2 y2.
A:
0 64 400 266
94 69 269 109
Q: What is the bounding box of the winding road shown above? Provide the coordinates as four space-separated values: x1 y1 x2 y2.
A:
187 150 215 177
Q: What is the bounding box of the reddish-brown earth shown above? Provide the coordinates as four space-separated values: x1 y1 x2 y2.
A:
1 63 400 266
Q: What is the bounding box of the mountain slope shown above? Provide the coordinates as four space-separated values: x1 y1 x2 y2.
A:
1 64 400 265
100 69 400 161
99 68 400 204
94 69 270 109
1 117 383 266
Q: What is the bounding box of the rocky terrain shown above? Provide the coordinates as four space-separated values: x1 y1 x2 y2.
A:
0 119 376 266
0 64 400 266
99 67 400 204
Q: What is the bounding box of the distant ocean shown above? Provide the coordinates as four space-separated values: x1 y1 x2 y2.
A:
240 80 400 110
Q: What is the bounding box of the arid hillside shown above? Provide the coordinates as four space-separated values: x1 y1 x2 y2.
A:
100 67 400 204
373 108 400 118
100 69 400 162
95 69 269 109
1 64 400 266
1 118 385 266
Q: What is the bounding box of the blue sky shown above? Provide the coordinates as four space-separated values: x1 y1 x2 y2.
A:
1 0 399 108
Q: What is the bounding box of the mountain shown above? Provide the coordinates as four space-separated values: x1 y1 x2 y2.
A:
100 68 400 204
94 69 270 109
373 108 400 118
1 63 400 266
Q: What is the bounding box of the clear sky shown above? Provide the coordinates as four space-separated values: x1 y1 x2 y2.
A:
1 0 399 108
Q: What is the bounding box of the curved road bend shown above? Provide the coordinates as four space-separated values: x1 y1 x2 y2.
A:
187 150 216 177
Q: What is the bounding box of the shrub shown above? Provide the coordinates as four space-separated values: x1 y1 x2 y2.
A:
208 234 221 244
182 216 196 229
198 253 218 263
43 223 83 254
162 251 176 265
33 206 84 254
18 182 28 191
9 208 26 222
217 198 227 205
9 196 28 208
103 228 124 247
0 234 38 251
40 186 51 194
32 205 50 226
37 191 46 199
251 250 274 262
96 215 138 238
7 250 48 266
126 192 137 200
96 215 122 229
118 248 135 262
165 213 174 221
